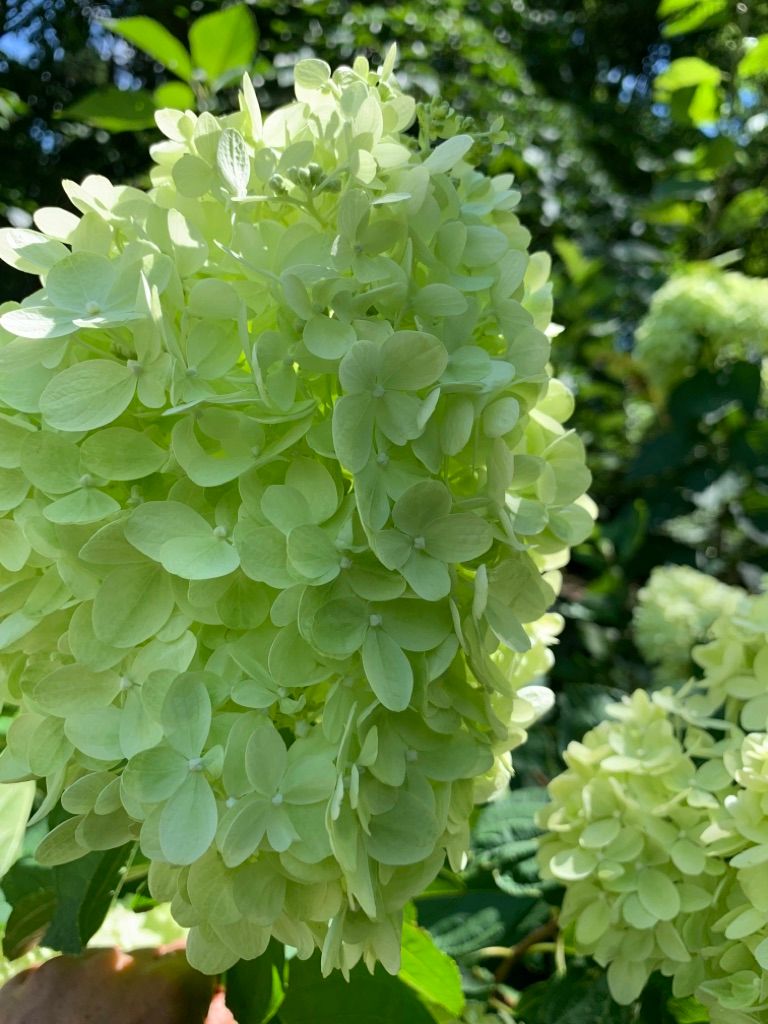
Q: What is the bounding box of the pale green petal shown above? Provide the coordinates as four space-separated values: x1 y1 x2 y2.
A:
159 773 217 864
362 629 413 711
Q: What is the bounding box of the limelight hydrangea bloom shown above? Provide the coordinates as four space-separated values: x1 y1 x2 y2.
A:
0 52 593 976
540 586 768 1024
633 565 745 684
633 268 768 395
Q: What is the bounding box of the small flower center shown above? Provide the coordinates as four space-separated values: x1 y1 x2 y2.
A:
271 793 284 806
372 384 385 399
339 556 352 570
78 474 94 488
413 536 426 550
376 452 389 466
85 300 101 316
406 749 418 762
369 614 382 628
213 525 228 539
188 757 204 772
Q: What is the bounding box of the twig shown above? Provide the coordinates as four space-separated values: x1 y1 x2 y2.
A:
493 918 559 984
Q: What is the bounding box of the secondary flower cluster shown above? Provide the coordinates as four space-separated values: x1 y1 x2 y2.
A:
0 55 592 974
633 267 768 396
633 564 745 685
539 584 768 1024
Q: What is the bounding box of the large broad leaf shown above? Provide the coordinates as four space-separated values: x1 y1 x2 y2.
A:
225 941 285 1023
517 964 634 1024
43 845 134 954
279 956 437 1024
104 16 193 83
2 845 133 958
0 781 35 880
654 57 722 94
1 859 57 960
188 5 258 88
738 34 768 78
399 921 465 1017
658 0 728 37
58 87 157 132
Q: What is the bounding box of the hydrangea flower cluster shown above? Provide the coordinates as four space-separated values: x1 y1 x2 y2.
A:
539 585 768 1023
633 267 768 395
633 565 745 684
0 54 593 975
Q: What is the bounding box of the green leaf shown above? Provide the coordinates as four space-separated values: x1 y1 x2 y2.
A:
39 361 137 431
1 859 57 960
188 5 258 88
658 0 727 37
362 629 413 711
517 964 634 1024
43 845 133 954
654 57 722 94
399 921 465 1017
104 16 193 83
92 562 175 648
0 781 35 880
58 87 157 132
225 941 285 1023
279 956 437 1024
738 34 768 78
153 80 196 110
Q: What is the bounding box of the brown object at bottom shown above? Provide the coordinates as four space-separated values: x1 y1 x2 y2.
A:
0 946 235 1024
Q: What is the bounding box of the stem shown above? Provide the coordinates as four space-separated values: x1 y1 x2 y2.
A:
492 917 559 984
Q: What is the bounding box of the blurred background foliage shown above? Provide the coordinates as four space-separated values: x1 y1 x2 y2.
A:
1 0 767 1021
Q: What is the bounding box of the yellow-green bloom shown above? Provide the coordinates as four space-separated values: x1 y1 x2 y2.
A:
0 51 593 977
